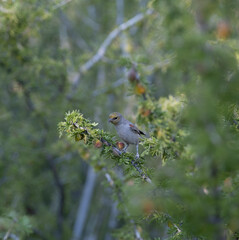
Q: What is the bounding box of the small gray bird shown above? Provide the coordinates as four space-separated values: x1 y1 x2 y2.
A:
108 112 146 158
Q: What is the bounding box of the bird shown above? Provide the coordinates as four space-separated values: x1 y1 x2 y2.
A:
108 112 146 158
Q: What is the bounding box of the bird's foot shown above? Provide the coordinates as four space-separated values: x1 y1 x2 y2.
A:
122 146 128 153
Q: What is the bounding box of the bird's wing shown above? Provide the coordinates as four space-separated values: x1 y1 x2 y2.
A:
129 123 146 136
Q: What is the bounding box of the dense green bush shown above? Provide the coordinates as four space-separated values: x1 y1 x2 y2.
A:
1 0 239 239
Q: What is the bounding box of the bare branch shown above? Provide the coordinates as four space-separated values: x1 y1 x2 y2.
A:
105 173 114 186
73 9 154 86
9 234 19 240
92 78 127 97
72 167 96 240
3 231 19 240
131 159 152 184
53 0 73 10
3 230 10 240
0 6 13 13
134 225 143 240
174 223 182 234
80 9 153 72
80 15 100 31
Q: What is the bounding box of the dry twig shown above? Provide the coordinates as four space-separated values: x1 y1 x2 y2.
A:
0 6 13 13
73 9 154 86
53 0 73 10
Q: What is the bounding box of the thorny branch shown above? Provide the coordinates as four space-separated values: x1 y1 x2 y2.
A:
72 9 154 86
72 122 152 183
101 137 152 183
131 159 151 183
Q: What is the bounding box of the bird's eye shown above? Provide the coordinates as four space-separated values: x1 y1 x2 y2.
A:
113 117 118 120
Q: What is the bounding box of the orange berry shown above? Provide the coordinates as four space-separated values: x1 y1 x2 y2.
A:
127 180 134 186
135 83 146 95
224 177 232 189
116 142 125 150
217 21 230 39
140 108 151 117
94 139 103 148
142 199 154 216
82 151 90 160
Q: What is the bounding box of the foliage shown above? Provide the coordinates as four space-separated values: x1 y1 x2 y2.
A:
1 0 239 239
58 110 150 181
0 211 32 239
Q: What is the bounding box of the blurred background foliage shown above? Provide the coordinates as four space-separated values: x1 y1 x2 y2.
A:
0 0 239 239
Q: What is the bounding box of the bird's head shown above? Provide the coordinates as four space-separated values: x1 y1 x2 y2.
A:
108 112 122 125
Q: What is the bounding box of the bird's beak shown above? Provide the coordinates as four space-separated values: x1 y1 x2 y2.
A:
108 118 113 123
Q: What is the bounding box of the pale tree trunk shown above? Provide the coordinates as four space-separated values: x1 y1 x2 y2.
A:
72 167 97 240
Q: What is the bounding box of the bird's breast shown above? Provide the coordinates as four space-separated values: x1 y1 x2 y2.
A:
115 124 139 145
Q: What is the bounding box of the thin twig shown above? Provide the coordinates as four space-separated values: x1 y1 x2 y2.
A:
80 9 153 73
105 173 114 186
0 6 13 13
3 230 10 240
133 224 143 240
53 0 73 10
3 229 19 240
73 9 154 86
72 167 96 240
174 223 182 234
106 141 151 183
92 78 127 97
79 15 100 31
131 160 152 183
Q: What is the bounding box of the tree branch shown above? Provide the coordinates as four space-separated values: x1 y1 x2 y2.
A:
71 121 152 183
0 6 13 13
53 0 73 10
72 166 96 240
72 8 154 86
3 230 11 240
131 159 152 183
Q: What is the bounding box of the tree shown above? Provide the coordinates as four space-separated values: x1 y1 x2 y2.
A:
1 0 239 239
59 0 239 239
